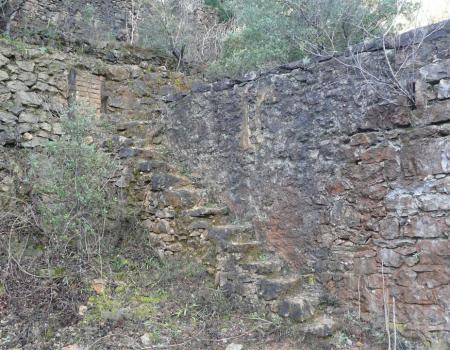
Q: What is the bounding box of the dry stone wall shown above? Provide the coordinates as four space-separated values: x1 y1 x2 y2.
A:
2 20 450 347
166 21 450 345
10 0 131 44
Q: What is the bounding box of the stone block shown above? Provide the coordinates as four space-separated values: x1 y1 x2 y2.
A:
418 194 450 211
0 111 17 125
402 216 447 238
419 59 450 82
379 248 402 267
384 191 418 215
0 53 9 67
15 91 43 107
19 111 39 123
401 137 450 176
16 61 35 72
379 216 400 239
7 80 28 92
0 69 9 81
437 79 450 99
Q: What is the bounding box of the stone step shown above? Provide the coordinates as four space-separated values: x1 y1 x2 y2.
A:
116 120 151 131
158 188 204 210
257 275 302 301
118 147 166 160
184 205 229 218
207 224 254 243
300 315 336 337
276 295 318 323
136 159 169 173
150 172 190 191
225 240 262 254
240 259 285 275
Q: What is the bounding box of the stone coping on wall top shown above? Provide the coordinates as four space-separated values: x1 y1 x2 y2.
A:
164 18 450 103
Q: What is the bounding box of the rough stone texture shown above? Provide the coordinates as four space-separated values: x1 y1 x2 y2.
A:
165 21 450 344
2 20 450 348
10 0 131 44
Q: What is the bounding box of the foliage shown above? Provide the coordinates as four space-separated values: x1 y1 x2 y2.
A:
138 0 229 67
204 0 233 22
208 0 419 78
29 104 119 260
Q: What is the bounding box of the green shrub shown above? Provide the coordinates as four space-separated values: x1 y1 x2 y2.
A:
208 0 418 79
30 104 119 259
204 0 233 22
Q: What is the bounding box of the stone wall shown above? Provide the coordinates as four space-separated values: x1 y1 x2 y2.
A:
2 19 450 347
10 0 131 44
0 43 67 148
165 21 450 345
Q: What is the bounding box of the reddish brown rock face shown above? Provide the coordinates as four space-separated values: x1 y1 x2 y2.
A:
166 21 450 343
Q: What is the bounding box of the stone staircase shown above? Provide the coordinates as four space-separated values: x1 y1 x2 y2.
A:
104 113 336 337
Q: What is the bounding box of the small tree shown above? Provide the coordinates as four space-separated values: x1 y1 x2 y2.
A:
29 105 119 268
126 0 145 45
138 0 230 69
207 0 418 78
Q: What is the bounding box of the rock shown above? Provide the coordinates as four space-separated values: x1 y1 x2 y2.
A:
0 111 17 125
106 66 129 81
22 136 47 148
226 344 243 350
0 92 11 103
0 69 9 81
115 176 130 188
402 216 446 238
18 123 33 134
0 130 16 145
52 123 63 135
141 333 151 346
19 111 39 123
151 173 186 191
185 205 229 217
155 210 175 219
166 243 183 252
0 53 9 67
277 296 316 322
78 305 88 316
39 122 52 132
33 81 58 92
379 248 402 267
191 81 211 93
17 71 37 86
15 91 43 107
118 147 139 158
190 221 209 230
258 276 301 301
62 345 79 350
138 160 168 172
162 189 199 209
22 132 33 141
418 194 450 211
419 59 450 82
379 216 400 239
302 316 336 337
7 80 28 92
16 60 35 72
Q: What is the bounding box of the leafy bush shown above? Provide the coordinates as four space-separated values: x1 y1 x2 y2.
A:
138 0 229 67
208 0 418 78
29 104 119 259
204 0 233 22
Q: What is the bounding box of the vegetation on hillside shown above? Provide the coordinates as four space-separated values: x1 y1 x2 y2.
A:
134 0 418 78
